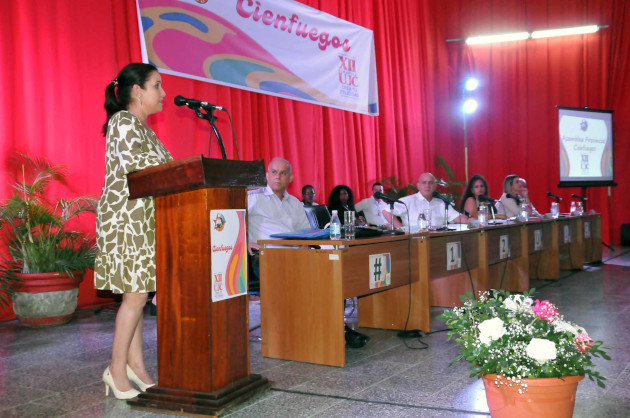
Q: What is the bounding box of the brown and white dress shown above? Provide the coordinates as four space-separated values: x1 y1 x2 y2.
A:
94 110 173 294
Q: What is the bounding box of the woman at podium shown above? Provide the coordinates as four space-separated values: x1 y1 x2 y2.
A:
94 63 173 399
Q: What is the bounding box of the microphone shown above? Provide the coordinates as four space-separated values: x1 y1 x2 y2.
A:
174 95 225 111
547 192 563 201
506 193 522 204
374 191 402 204
571 193 588 201
432 191 455 207
478 195 496 203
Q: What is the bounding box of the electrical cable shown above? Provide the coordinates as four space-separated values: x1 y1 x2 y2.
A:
223 109 241 160
398 203 428 350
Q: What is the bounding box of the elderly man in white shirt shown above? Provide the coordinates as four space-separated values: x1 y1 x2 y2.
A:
248 157 310 252
355 182 391 227
385 173 467 227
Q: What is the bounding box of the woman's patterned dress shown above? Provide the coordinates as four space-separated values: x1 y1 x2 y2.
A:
94 111 173 294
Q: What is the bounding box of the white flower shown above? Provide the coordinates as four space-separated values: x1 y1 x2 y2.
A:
553 320 579 336
525 338 557 364
503 295 534 313
478 318 506 345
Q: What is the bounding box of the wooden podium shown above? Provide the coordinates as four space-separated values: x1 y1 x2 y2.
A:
126 155 269 416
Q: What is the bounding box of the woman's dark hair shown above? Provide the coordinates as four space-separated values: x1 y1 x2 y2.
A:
457 174 489 212
102 63 158 136
327 185 356 210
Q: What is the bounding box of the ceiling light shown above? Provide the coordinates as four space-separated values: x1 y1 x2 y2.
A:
465 32 530 45
531 25 599 39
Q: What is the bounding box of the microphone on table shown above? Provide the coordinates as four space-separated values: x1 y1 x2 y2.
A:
547 191 562 202
374 191 403 204
571 193 588 201
174 95 225 111
506 193 522 204
478 195 496 204
432 191 456 207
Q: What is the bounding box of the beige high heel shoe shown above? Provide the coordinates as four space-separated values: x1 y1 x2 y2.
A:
126 365 156 392
103 367 140 400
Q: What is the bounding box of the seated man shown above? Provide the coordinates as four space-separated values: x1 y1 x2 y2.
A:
385 172 467 227
301 184 318 207
248 158 369 348
355 182 391 227
248 158 310 253
516 177 541 216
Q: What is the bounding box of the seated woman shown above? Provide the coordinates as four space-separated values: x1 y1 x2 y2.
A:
496 174 541 218
458 174 502 219
327 184 361 225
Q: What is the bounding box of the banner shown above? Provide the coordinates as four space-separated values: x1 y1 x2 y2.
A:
210 209 248 302
137 0 378 115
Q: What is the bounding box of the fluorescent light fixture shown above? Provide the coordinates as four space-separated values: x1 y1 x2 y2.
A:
465 32 530 45
531 25 599 39
463 99 478 114
464 78 479 91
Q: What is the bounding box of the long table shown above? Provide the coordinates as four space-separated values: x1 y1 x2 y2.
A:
258 214 601 366
258 235 415 367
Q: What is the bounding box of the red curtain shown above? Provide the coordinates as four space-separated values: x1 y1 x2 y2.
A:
1 0 628 320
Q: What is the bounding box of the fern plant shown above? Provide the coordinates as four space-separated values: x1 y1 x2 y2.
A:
0 154 97 308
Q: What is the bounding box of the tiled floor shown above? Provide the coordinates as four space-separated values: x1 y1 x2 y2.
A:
1 247 629 417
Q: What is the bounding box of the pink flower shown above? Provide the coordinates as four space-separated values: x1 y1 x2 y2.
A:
575 332 594 352
531 299 559 323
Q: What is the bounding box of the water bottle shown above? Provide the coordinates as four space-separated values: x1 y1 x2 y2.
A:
570 201 577 215
330 210 341 240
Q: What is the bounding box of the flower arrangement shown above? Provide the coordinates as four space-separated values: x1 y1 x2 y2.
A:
438 289 610 391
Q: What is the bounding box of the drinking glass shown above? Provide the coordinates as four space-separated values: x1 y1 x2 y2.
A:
478 204 488 226
423 209 432 229
576 201 584 216
344 211 355 239
550 202 559 219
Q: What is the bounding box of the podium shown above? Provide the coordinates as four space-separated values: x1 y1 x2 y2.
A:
126 155 269 416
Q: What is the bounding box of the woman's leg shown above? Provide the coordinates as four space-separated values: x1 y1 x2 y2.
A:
109 292 147 391
127 310 154 384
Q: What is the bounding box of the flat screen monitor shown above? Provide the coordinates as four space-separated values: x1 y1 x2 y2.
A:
557 106 615 187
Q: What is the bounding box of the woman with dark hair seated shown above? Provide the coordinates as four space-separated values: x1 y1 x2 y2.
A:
458 174 500 218
327 184 357 224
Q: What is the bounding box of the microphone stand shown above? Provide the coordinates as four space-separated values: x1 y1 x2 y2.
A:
435 198 455 232
191 106 227 160
382 201 404 235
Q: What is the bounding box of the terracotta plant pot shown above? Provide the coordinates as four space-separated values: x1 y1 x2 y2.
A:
12 272 83 327
482 373 584 418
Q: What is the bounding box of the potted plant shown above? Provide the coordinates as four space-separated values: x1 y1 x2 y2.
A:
438 289 610 418
0 154 97 326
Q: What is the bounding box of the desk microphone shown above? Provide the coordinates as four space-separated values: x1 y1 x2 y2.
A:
432 191 455 207
506 193 521 204
374 191 402 204
547 192 562 201
478 195 496 203
571 193 588 201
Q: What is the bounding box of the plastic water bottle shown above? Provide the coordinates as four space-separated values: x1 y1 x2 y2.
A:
330 210 341 240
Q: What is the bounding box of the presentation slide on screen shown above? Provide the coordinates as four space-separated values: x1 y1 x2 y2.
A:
558 107 614 184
